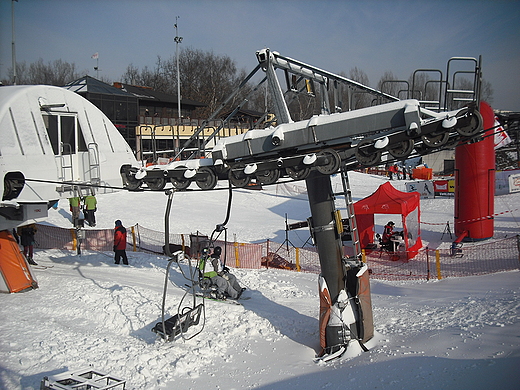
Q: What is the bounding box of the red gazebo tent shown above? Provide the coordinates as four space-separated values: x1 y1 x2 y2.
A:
354 182 422 260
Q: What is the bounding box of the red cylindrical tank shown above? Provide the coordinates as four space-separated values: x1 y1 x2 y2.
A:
454 101 495 240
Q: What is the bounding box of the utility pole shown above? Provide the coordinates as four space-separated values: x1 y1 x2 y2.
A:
12 0 18 85
174 17 183 155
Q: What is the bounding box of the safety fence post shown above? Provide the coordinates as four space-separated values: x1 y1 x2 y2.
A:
265 239 270 269
517 235 520 269
435 249 442 279
70 229 76 251
426 247 430 281
134 223 141 251
234 241 240 268
295 247 300 272
131 226 137 252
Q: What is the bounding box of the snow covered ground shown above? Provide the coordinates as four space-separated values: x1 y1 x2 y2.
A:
1 172 519 390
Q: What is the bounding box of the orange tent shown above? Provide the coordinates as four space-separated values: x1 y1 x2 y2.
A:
0 230 38 293
354 182 422 260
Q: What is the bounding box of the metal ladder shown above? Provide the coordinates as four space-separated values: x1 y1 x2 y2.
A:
334 167 362 260
87 142 101 185
59 143 74 182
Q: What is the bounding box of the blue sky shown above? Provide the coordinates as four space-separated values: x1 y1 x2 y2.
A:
1 0 519 111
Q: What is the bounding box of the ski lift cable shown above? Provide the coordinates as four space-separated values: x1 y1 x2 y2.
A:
20 118 498 195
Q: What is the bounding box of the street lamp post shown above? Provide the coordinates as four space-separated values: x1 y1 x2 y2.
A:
12 0 18 85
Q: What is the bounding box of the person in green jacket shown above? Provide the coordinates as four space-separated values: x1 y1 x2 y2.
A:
199 246 244 300
83 194 97 227
69 196 81 226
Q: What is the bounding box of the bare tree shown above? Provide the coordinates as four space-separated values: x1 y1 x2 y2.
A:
377 71 406 99
178 48 248 117
2 61 27 85
347 67 371 109
445 77 494 110
286 91 319 121
408 72 424 101
3 59 83 86
120 48 254 119
480 79 494 105
120 64 141 86
121 57 170 92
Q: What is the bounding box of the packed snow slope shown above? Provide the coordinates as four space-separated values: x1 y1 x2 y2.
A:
1 172 519 390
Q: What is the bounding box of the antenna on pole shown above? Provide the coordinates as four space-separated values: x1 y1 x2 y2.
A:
174 16 183 155
12 0 18 85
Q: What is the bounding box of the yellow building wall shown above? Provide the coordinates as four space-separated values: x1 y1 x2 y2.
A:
136 124 248 138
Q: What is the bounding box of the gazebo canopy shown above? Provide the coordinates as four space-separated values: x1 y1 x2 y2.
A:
354 182 422 259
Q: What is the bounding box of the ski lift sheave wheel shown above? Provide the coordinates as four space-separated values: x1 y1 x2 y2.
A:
228 164 252 188
316 149 341 175
121 167 142 191
125 178 143 191
171 176 191 190
146 177 167 191
255 168 281 185
195 167 218 190
355 139 381 166
421 132 450 148
169 167 191 190
388 139 414 159
455 110 483 137
2 172 26 200
285 165 311 180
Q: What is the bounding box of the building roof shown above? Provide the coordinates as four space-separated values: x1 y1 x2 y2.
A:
114 83 206 107
63 77 205 109
221 108 264 119
63 76 134 97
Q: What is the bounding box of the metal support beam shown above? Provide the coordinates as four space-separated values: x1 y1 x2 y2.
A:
305 171 343 302
306 170 374 360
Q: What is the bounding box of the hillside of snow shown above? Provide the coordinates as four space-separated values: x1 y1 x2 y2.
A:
1 172 519 389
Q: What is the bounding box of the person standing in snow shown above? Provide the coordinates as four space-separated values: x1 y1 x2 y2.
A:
17 223 38 265
69 196 81 225
408 166 414 180
401 166 408 180
83 193 97 227
113 220 128 265
388 164 398 180
398 165 405 180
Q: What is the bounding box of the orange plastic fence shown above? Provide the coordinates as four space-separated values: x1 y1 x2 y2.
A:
34 224 519 281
